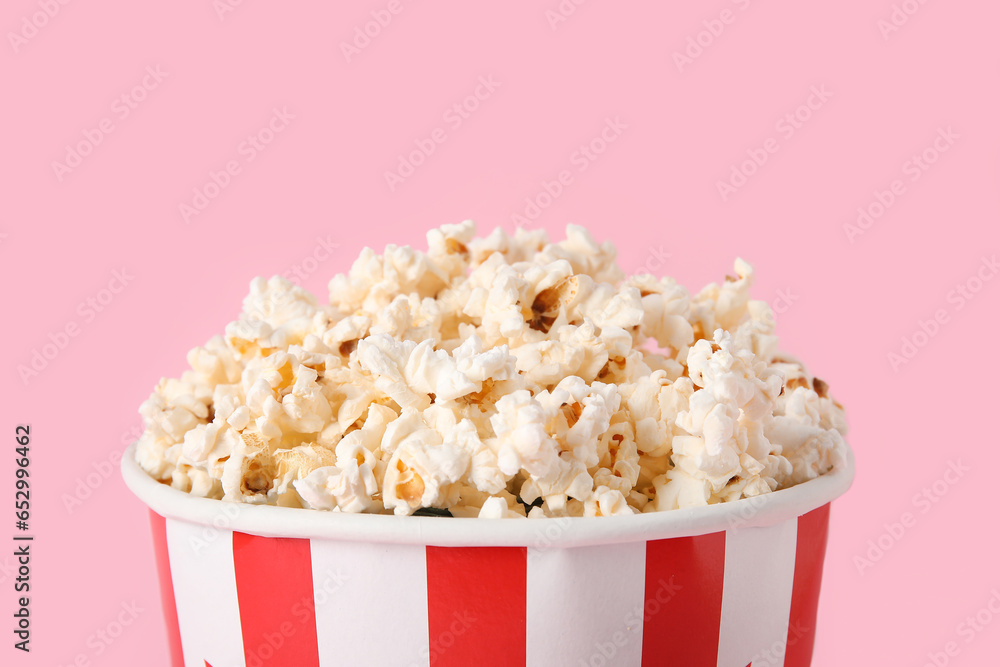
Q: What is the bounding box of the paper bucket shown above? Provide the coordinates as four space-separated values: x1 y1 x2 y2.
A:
122 442 854 667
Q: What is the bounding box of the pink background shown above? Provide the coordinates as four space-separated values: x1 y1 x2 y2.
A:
2 1 998 665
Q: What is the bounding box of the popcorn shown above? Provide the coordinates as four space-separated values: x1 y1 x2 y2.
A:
655 330 788 510
329 244 450 314
270 444 337 507
584 486 634 517
629 274 695 355
221 432 277 504
382 433 470 515
535 224 625 284
226 277 321 357
477 496 513 519
444 418 507 495
293 461 379 513
768 386 847 486
690 258 756 336
425 220 476 282
370 294 443 343
136 222 849 518
357 333 518 412
490 391 564 483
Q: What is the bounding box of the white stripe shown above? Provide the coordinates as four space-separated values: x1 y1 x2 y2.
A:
717 518 797 667
166 518 246 667
310 540 429 667
526 542 646 667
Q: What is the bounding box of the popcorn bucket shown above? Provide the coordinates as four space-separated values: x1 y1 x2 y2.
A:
122 442 854 667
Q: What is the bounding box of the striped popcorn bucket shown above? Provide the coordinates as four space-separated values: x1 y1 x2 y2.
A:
122 443 854 667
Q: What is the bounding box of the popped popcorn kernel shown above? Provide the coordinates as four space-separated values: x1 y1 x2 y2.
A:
136 222 848 517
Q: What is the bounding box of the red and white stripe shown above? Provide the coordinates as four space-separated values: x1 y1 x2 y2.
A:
149 504 830 667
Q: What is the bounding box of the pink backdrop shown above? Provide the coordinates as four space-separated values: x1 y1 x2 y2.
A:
3 1 998 665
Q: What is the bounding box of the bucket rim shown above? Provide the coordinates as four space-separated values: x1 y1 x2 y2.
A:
121 441 855 548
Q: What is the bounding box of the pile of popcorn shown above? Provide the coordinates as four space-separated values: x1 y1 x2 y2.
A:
136 222 847 518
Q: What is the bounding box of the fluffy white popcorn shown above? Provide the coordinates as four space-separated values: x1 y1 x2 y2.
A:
168 462 222 498
226 276 321 357
534 376 620 469
269 444 338 507
584 486 635 517
657 330 789 510
382 434 470 515
467 225 549 266
357 333 517 411
180 420 240 482
369 294 444 343
478 496 514 519
445 418 507 495
319 365 385 439
425 220 476 282
490 391 562 480
689 258 755 339
535 224 625 284
768 386 847 486
328 244 450 314
629 274 695 355
293 461 379 513
136 222 849 518
221 432 277 504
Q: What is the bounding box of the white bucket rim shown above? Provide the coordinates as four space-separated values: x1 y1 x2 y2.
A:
121 441 855 548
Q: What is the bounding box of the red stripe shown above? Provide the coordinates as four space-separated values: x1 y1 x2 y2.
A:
149 511 184 667
425 546 526 666
232 533 320 667
784 503 831 667
641 532 726 667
